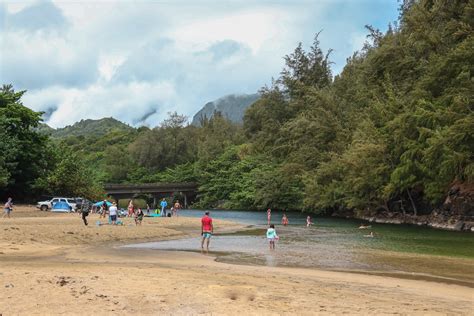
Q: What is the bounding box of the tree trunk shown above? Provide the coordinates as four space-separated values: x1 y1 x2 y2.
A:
406 189 417 216
399 199 406 217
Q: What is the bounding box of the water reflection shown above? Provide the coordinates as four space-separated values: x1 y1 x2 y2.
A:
261 254 272 267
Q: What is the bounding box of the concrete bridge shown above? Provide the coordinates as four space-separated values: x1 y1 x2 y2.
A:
104 182 198 208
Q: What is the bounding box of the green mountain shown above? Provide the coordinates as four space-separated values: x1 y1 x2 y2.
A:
36 123 55 135
44 117 134 138
191 93 260 126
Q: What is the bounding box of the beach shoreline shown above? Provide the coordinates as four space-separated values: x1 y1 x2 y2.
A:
1 206 472 315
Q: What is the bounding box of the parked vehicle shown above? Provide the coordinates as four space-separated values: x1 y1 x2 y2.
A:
74 197 89 210
37 197 77 211
51 201 73 213
118 208 128 217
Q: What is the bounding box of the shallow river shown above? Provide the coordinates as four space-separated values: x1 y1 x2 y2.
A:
124 210 474 285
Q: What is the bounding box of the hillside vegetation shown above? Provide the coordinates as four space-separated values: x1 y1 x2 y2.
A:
43 117 133 138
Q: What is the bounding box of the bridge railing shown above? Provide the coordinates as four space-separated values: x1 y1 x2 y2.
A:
104 182 197 189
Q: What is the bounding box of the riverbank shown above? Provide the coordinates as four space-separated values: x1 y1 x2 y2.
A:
347 182 474 232
1 206 473 315
357 213 474 231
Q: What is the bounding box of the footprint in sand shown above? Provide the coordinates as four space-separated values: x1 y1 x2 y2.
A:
208 284 258 302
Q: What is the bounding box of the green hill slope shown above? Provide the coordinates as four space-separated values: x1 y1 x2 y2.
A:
47 117 133 138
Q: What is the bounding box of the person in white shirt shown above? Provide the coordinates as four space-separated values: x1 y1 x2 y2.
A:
109 202 118 225
3 197 13 218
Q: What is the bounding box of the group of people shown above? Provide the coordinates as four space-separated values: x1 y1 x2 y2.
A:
123 201 144 225
157 199 182 217
267 209 314 228
265 209 315 250
94 199 183 226
81 199 148 226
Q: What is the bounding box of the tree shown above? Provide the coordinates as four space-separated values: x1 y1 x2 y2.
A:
42 148 103 200
0 85 50 199
130 112 198 173
197 112 244 162
280 33 333 97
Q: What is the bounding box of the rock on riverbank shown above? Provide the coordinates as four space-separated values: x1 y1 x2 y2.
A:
336 183 474 232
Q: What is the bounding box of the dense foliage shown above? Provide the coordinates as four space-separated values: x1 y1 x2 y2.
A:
2 0 472 215
0 85 50 198
0 85 103 200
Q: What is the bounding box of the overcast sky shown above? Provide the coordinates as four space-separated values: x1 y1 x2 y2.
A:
0 0 399 128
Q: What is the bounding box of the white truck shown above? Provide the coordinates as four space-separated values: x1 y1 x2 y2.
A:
37 197 77 211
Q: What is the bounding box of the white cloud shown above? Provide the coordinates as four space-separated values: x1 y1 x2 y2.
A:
23 80 177 128
1 0 399 128
98 54 126 82
169 10 286 54
4 1 30 14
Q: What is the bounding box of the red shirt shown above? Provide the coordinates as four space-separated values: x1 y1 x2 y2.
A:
201 216 213 232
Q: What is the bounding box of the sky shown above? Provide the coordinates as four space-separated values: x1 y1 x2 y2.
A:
0 0 399 128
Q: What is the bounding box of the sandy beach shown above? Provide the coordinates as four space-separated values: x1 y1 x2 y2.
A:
0 206 472 315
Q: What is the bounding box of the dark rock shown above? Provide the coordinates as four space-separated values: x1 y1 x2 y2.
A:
192 93 260 126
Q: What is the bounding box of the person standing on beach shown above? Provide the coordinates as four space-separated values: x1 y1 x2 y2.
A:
3 197 13 218
109 202 118 225
267 208 271 226
201 211 213 253
160 198 167 217
306 216 313 227
127 200 134 217
135 208 144 225
100 200 108 219
282 213 289 226
80 201 91 226
173 201 181 217
266 224 278 250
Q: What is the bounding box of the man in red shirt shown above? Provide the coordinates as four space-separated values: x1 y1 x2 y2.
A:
201 211 213 253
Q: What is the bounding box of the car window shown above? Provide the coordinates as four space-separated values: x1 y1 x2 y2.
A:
52 199 58 203
60 199 66 203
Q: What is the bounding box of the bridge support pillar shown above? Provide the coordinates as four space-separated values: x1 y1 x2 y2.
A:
153 196 157 209
184 193 188 209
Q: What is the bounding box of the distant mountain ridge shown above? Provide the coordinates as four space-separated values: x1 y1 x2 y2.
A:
191 93 260 126
40 117 134 138
39 93 260 137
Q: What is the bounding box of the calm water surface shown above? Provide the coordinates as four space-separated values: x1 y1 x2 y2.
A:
125 210 474 284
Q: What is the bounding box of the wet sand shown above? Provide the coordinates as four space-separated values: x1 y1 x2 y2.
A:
0 206 473 315
126 227 474 286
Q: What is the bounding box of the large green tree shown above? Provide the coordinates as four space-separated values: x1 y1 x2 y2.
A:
0 85 50 199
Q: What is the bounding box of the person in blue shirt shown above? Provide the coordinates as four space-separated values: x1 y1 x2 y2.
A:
160 198 168 216
266 224 278 250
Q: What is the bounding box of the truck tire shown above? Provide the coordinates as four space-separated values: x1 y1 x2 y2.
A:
40 205 48 211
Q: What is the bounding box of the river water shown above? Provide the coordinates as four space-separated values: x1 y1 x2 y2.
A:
124 210 474 285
